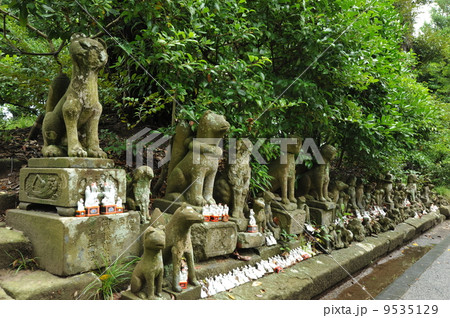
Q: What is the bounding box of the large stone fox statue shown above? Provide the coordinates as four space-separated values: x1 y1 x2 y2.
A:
42 33 108 158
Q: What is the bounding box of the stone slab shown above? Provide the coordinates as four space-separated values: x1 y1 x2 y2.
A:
153 198 202 214
395 222 417 243
405 215 435 236
237 232 265 249
28 157 114 169
0 227 32 269
439 205 449 218
0 192 17 212
120 290 172 300
271 207 306 235
191 221 237 261
330 244 375 274
164 285 201 300
0 269 100 300
6 209 140 276
306 200 336 211
19 166 126 216
309 207 333 226
378 230 405 252
0 286 13 299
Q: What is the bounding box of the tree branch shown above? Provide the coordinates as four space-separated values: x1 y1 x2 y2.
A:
92 16 122 38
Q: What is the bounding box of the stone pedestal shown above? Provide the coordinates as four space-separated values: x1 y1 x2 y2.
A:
307 200 335 226
190 221 237 261
237 232 265 249
19 158 126 216
6 209 140 276
153 198 202 214
271 206 306 235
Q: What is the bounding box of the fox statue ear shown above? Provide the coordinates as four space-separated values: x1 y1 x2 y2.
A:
97 38 107 50
70 33 86 42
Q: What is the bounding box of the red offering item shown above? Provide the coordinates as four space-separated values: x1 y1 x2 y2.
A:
101 205 117 215
211 215 219 222
247 224 257 233
274 266 283 273
86 206 100 217
75 210 86 217
204 215 210 222
179 281 188 289
116 207 124 213
222 215 229 222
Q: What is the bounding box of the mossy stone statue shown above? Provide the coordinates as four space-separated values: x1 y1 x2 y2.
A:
347 218 365 242
214 139 252 219
268 137 302 205
42 33 108 158
163 203 203 292
126 166 155 223
297 144 337 202
131 226 165 300
165 111 230 207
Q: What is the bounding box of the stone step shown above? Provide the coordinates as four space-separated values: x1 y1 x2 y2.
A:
0 269 100 300
0 227 32 269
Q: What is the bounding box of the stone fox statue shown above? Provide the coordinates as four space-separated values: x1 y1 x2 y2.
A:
42 33 108 158
214 139 253 219
127 166 155 223
268 137 303 205
297 144 337 202
163 203 203 292
165 110 230 206
131 226 165 300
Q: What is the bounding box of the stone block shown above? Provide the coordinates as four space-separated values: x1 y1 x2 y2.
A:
0 192 17 212
191 221 237 261
439 205 450 218
395 222 417 243
237 232 265 249
153 198 202 215
229 217 248 232
271 207 306 235
164 285 201 300
0 286 13 299
378 230 405 252
0 227 32 269
6 209 140 276
309 207 333 226
0 270 100 300
19 164 126 216
306 200 336 211
120 290 171 300
28 157 114 169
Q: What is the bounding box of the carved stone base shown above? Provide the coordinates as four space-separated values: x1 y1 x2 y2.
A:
19 158 126 217
271 207 306 235
6 209 140 276
237 232 265 249
190 221 238 261
153 198 202 214
120 290 172 300
163 285 201 300
229 217 248 232
309 207 333 226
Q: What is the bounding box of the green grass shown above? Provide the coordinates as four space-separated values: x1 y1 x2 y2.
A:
434 186 450 201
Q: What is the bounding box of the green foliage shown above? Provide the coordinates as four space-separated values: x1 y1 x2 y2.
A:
249 160 272 197
6 250 39 273
279 229 297 253
0 0 447 187
88 255 140 300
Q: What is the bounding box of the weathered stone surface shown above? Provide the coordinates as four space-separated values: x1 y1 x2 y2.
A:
19 166 126 216
331 244 374 273
439 205 450 218
306 199 336 211
356 236 389 260
378 230 405 252
237 232 265 249
213 266 315 300
309 207 333 226
0 270 100 300
6 209 140 276
395 222 417 243
191 221 237 261
153 198 202 215
0 286 13 299
405 214 437 236
164 285 201 300
28 157 114 169
0 191 17 211
0 227 32 269
271 207 306 234
121 290 171 300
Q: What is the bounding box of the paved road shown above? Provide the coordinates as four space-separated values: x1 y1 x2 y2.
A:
376 226 450 300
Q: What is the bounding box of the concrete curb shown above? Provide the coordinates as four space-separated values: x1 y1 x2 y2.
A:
375 229 450 300
210 212 444 300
